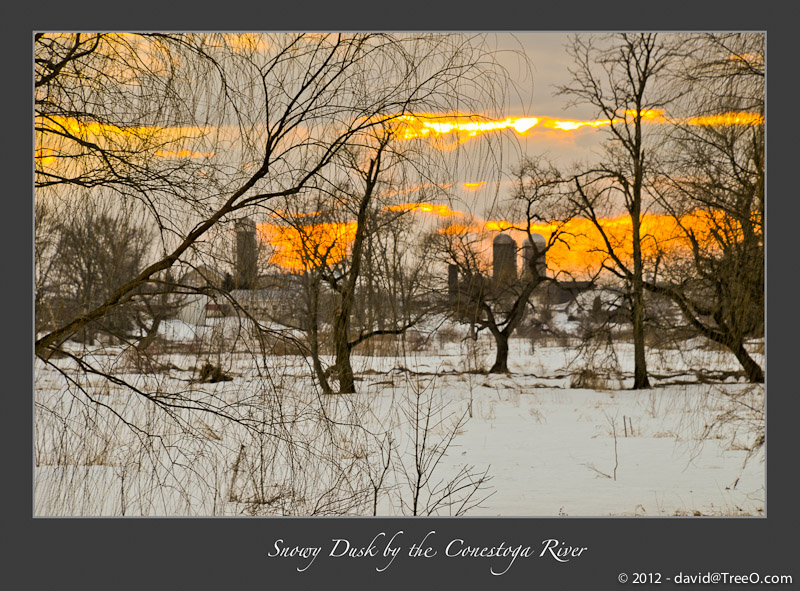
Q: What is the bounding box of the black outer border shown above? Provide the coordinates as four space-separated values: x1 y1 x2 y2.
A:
8 2 795 588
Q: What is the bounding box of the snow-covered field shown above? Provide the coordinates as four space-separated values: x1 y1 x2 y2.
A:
34 320 765 517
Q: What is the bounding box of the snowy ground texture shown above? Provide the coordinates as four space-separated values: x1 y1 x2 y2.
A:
34 319 765 517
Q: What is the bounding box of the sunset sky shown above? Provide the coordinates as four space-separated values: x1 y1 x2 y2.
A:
35 33 763 277
240 33 760 276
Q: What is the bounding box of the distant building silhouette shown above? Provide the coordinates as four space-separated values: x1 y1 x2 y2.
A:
492 233 517 289
234 218 258 289
522 233 547 279
448 263 459 305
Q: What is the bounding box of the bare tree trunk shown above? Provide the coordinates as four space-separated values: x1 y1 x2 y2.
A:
329 146 386 394
333 308 356 394
488 331 510 374
642 280 764 384
135 313 162 353
559 34 673 390
630 285 650 389
630 203 651 390
307 282 332 394
733 341 764 384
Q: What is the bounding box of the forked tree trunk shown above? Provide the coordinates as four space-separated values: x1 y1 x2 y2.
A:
328 149 385 394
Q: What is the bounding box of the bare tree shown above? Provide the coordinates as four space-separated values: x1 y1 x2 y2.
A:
428 157 573 373
34 32 519 515
395 375 494 516
326 134 395 393
559 33 682 389
352 193 441 358
645 33 764 382
261 134 461 394
35 33 507 358
39 197 151 346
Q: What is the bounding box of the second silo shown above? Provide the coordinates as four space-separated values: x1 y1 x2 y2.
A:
522 233 547 279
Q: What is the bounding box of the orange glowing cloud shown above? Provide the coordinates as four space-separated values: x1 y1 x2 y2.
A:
257 221 357 271
256 204 751 276
37 115 172 142
383 109 761 147
532 212 734 276
390 114 540 141
685 112 764 126
259 200 469 271
728 52 764 65
541 211 754 276
483 220 516 232
436 210 752 277
35 148 57 166
219 33 271 53
387 202 463 217
35 115 216 166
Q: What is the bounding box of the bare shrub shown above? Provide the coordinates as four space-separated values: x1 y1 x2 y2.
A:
393 374 494 516
571 369 608 390
699 385 764 461
666 383 765 491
